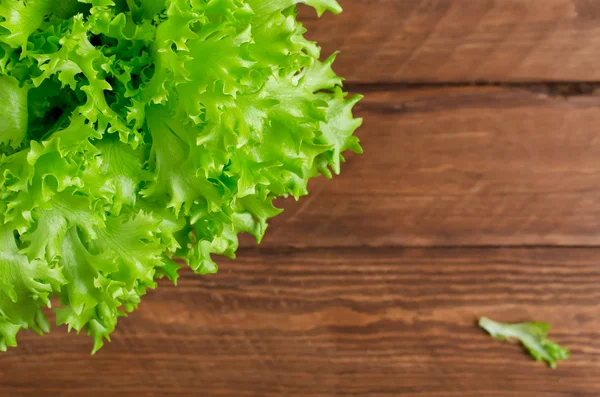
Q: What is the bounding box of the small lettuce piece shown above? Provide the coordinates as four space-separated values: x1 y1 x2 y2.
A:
479 317 570 368
0 0 362 352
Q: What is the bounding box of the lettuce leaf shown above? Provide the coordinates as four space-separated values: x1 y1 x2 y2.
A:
0 0 361 352
479 317 570 368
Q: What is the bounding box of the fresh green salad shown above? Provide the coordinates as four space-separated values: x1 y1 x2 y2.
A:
0 0 362 352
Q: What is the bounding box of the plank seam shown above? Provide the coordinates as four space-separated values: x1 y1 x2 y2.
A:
238 245 600 253
345 82 600 98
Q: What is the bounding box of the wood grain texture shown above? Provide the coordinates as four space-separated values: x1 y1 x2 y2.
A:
243 86 600 248
300 0 600 83
1 248 598 397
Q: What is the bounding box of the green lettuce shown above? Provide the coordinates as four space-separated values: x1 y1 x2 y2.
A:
0 0 362 352
479 317 570 368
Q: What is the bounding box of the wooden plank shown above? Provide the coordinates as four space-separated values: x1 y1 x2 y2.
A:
1 248 599 396
244 86 600 248
299 0 600 83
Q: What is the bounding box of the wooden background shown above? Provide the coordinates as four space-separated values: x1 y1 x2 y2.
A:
3 1 600 396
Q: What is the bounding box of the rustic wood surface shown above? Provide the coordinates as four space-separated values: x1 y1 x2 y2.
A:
243 86 600 248
3 248 600 397
3 1 600 396
300 0 600 83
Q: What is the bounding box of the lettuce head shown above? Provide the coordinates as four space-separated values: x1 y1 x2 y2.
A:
0 0 362 352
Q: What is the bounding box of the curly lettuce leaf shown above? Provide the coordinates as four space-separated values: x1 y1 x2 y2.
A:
0 0 361 352
0 75 29 149
479 317 570 368
0 224 65 351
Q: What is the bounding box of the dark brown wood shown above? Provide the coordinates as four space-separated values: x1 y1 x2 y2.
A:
243 86 600 248
300 0 600 83
1 248 598 396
